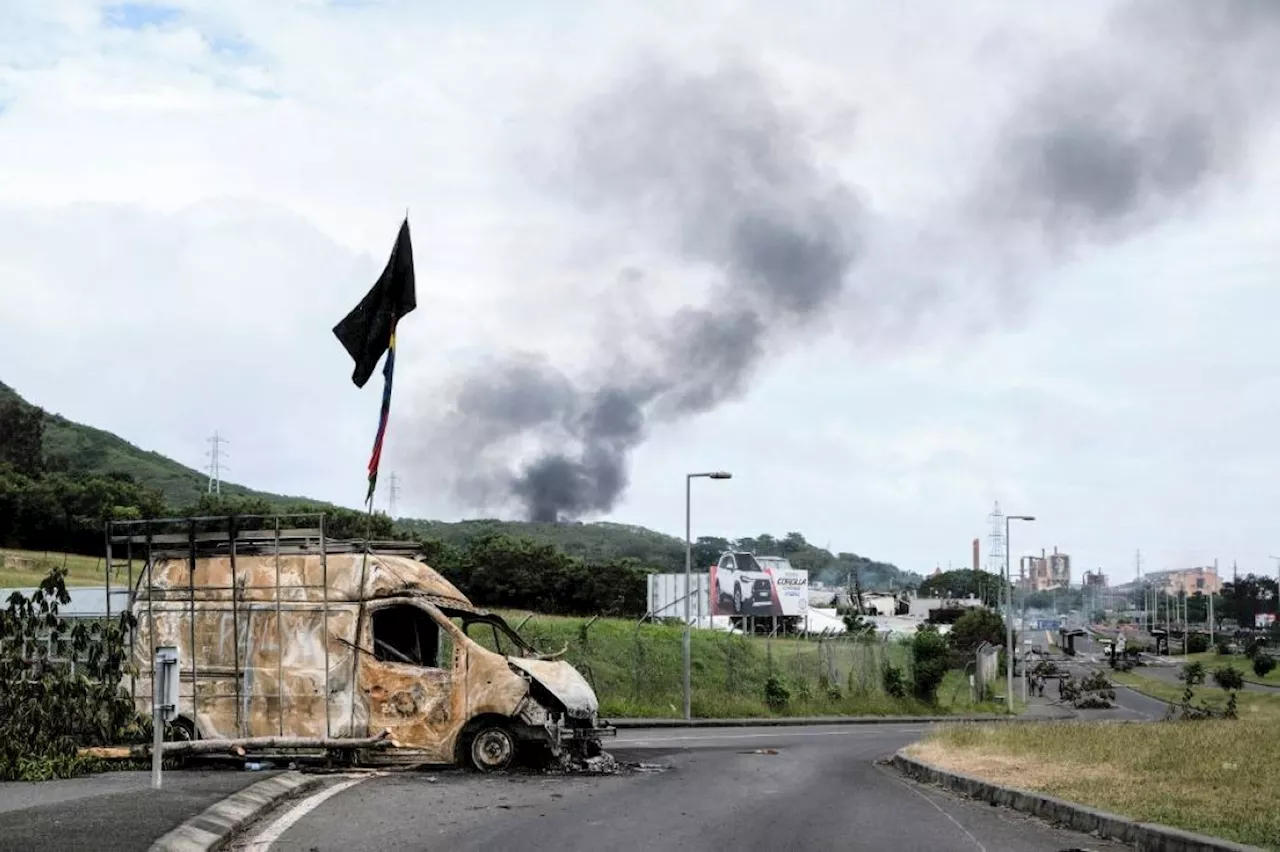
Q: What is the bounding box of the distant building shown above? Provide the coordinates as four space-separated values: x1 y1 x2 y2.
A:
1083 570 1107 588
1020 547 1071 592
1141 566 1222 595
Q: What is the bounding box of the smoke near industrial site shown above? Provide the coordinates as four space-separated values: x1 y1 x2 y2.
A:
416 0 1280 523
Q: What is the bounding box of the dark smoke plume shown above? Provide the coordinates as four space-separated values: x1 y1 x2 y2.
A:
420 1 1280 523
423 60 864 522
975 0 1280 245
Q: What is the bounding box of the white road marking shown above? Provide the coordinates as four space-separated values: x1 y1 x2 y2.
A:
886 771 989 852
618 727 926 746
238 774 375 851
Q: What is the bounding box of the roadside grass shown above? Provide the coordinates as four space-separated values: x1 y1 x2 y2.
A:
0 549 107 588
908 720 1280 851
1110 669 1280 723
491 611 1009 719
1176 651 1280 687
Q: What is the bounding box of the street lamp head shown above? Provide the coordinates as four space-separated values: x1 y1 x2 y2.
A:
709 471 732 480
1011 515 1035 522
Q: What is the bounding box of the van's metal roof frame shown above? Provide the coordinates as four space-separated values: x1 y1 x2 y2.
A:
104 512 430 741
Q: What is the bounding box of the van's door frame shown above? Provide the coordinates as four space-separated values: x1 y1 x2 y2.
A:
357 598 467 758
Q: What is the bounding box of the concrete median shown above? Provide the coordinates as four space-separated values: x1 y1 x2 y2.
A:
890 750 1264 852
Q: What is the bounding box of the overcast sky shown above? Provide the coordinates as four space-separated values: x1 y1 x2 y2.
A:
2 1 1278 584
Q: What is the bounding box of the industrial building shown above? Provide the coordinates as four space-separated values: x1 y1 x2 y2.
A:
1020 547 1071 592
1137 565 1222 595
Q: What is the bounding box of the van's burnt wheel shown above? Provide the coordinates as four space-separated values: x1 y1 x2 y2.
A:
469 724 516 772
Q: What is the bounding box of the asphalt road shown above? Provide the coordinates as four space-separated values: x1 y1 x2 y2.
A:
234 725 1129 852
0 769 264 852
1016 628 1170 721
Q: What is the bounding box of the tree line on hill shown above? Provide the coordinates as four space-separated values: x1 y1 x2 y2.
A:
2 396 912 616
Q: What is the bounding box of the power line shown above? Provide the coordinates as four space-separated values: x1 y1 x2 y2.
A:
206 432 229 495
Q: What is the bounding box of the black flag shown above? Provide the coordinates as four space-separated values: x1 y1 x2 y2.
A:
333 218 417 388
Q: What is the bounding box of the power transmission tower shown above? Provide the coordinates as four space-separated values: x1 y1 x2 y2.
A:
206 432 229 495
388 471 401 518
987 501 1005 612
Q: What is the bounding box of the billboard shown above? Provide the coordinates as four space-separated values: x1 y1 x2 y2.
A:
709 553 809 617
645 573 711 627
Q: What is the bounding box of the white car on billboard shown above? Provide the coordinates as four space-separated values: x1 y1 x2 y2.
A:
712 551 772 614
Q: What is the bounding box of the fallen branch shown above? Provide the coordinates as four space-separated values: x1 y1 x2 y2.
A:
79 728 399 760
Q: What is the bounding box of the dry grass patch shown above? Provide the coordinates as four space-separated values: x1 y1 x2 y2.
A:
0 549 107 588
909 721 1280 850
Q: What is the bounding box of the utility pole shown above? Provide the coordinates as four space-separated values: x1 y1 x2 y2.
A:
206 432 229 495
1135 549 1143 631
1004 513 1035 713
388 471 401 518
683 471 731 721
1209 588 1215 649
1270 557 1280 623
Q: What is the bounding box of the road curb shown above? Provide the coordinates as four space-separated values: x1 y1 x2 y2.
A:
890 750 1264 852
148 771 324 852
609 713 1050 729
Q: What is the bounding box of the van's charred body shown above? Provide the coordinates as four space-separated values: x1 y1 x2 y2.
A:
109 515 613 770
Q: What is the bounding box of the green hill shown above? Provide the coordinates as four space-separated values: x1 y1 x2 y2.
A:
0 381 318 508
2 380 917 588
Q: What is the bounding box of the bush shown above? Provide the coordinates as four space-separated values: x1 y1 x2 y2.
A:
1216 641 1233 656
881 665 907 698
1252 654 1276 678
947 608 1005 656
1 568 146 781
1213 665 1245 692
909 625 950 703
764 674 790 710
1179 661 1206 686
1244 638 1266 660
1186 633 1209 654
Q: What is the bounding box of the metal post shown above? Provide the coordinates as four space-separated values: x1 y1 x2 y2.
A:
682 471 731 721
1005 518 1013 712
1004 514 1035 713
1209 590 1215 649
229 516 241 737
187 521 197 720
683 474 692 721
105 525 113 621
151 679 164 790
275 517 284 736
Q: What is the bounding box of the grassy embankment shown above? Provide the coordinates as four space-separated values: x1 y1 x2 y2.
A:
1173 650 1280 687
0 549 106 588
909 672 1280 850
493 611 1010 719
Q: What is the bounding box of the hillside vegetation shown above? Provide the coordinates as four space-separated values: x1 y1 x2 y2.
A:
402 518 917 588
0 381 314 508
1 380 917 601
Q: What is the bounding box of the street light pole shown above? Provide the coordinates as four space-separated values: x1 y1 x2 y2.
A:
1270 557 1280 626
1004 514 1035 713
684 470 732 721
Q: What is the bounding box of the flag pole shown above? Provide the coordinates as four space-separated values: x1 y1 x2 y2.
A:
333 214 415 736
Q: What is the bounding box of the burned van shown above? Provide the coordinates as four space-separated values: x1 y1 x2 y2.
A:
110 515 612 770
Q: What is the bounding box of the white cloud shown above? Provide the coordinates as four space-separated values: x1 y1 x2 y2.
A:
2 0 1279 583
